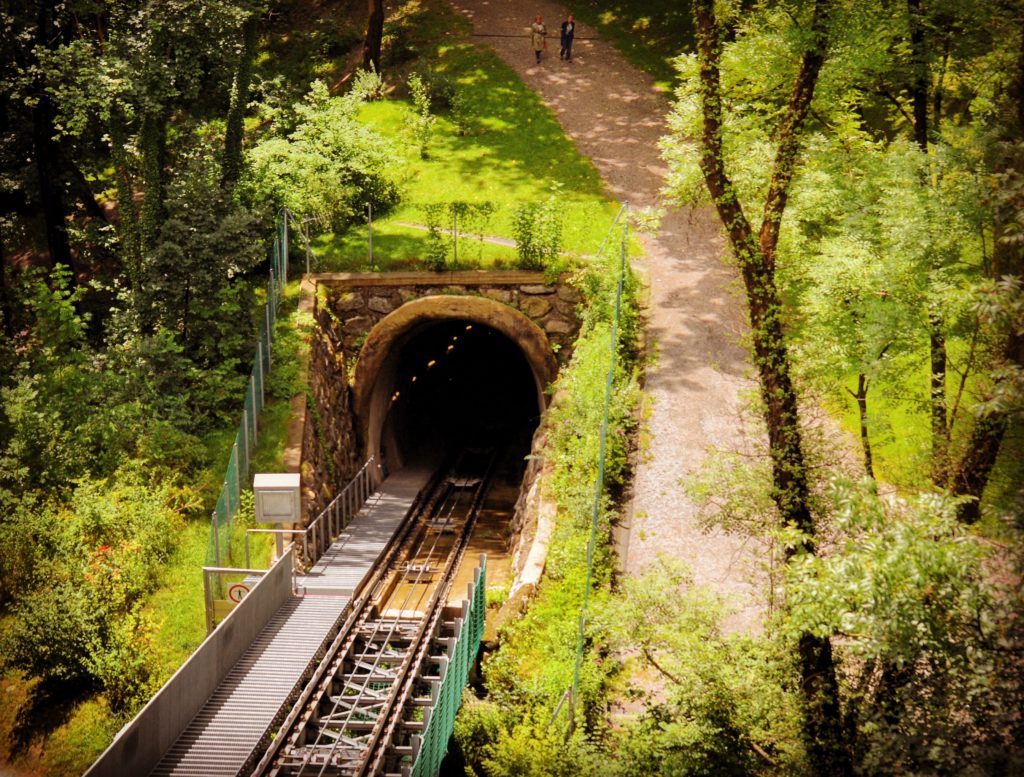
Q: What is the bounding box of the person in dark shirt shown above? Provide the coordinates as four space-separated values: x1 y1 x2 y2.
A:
560 14 575 61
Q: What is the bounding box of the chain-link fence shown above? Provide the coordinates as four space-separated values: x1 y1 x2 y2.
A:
206 211 290 567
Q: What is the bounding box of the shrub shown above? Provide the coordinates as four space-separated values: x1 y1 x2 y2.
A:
513 195 564 270
406 74 436 159
422 202 449 271
244 80 402 232
349 66 385 102
0 470 186 715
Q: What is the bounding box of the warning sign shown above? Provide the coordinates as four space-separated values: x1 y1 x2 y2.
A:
227 583 250 604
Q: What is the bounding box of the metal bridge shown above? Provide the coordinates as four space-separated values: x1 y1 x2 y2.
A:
86 454 491 777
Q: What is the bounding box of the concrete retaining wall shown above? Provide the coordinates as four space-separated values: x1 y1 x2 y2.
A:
84 553 294 777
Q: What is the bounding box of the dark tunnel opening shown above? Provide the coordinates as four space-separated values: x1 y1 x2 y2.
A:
379 320 541 470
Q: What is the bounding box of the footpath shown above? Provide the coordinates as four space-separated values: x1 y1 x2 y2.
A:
449 0 763 632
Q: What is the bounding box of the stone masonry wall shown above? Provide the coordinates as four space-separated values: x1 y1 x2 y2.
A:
300 307 360 524
324 278 581 362
296 272 580 525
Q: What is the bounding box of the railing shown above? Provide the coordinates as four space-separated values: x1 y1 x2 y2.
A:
202 564 277 634
245 458 380 570
410 556 487 777
87 549 297 777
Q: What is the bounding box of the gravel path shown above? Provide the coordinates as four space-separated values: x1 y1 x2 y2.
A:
449 1 764 631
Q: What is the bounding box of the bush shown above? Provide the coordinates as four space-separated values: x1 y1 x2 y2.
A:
0 469 186 715
513 195 564 270
244 80 402 232
349 67 385 102
422 202 449 271
406 74 436 159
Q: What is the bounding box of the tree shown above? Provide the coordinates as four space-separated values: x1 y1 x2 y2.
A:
670 1 852 770
787 479 1024 772
243 80 402 232
363 0 385 73
595 559 805 775
222 8 261 190
945 12 1024 521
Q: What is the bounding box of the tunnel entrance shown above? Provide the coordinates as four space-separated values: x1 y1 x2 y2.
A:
352 294 559 476
379 320 541 469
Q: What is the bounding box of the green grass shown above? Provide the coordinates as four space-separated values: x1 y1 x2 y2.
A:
39 698 120 777
310 15 623 272
833 369 932 490
314 221 518 272
569 1 696 91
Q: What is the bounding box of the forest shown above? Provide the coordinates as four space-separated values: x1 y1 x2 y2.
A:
0 0 1022 775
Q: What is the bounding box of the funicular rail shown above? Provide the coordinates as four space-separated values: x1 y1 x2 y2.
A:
255 447 497 777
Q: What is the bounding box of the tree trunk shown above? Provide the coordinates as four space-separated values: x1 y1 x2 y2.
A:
929 311 949 480
907 0 929 150
0 220 12 339
908 0 952 482
32 93 72 271
139 108 169 254
692 1 853 772
853 374 875 479
64 151 108 224
222 13 258 190
109 107 141 288
363 0 384 73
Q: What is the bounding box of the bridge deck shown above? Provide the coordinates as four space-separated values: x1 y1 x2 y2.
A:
298 467 429 597
149 467 431 777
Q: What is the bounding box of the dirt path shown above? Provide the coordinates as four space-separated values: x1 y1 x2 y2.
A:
448 2 763 631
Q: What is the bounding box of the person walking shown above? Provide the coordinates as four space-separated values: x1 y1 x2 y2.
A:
560 14 575 61
530 15 546 64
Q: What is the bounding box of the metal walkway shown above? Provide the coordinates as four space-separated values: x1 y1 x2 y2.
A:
149 467 432 777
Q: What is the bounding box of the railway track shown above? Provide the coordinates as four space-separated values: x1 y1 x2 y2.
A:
253 447 497 777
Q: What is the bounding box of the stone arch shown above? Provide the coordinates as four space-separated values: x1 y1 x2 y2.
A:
353 295 558 468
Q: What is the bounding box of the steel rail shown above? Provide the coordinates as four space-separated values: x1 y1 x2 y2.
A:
296 451 492 777
289 471 469 777
366 455 497 777
245 468 442 777
264 448 497 777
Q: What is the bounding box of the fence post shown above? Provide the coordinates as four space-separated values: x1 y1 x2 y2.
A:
211 510 220 567
256 341 265 406
249 376 258 446
240 411 249 482
367 203 373 271
231 443 240 526
282 209 289 282
265 303 273 373
203 569 215 634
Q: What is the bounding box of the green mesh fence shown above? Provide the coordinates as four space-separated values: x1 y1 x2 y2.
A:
204 211 292 567
410 558 487 777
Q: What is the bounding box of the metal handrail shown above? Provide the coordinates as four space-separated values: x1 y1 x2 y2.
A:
244 528 304 569
302 457 379 565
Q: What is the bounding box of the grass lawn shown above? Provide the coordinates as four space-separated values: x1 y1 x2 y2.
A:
309 1 622 272
569 1 696 91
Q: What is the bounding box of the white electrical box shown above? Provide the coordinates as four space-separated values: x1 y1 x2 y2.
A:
253 473 301 524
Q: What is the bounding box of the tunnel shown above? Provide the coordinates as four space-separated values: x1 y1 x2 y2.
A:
380 321 538 464
352 295 558 473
